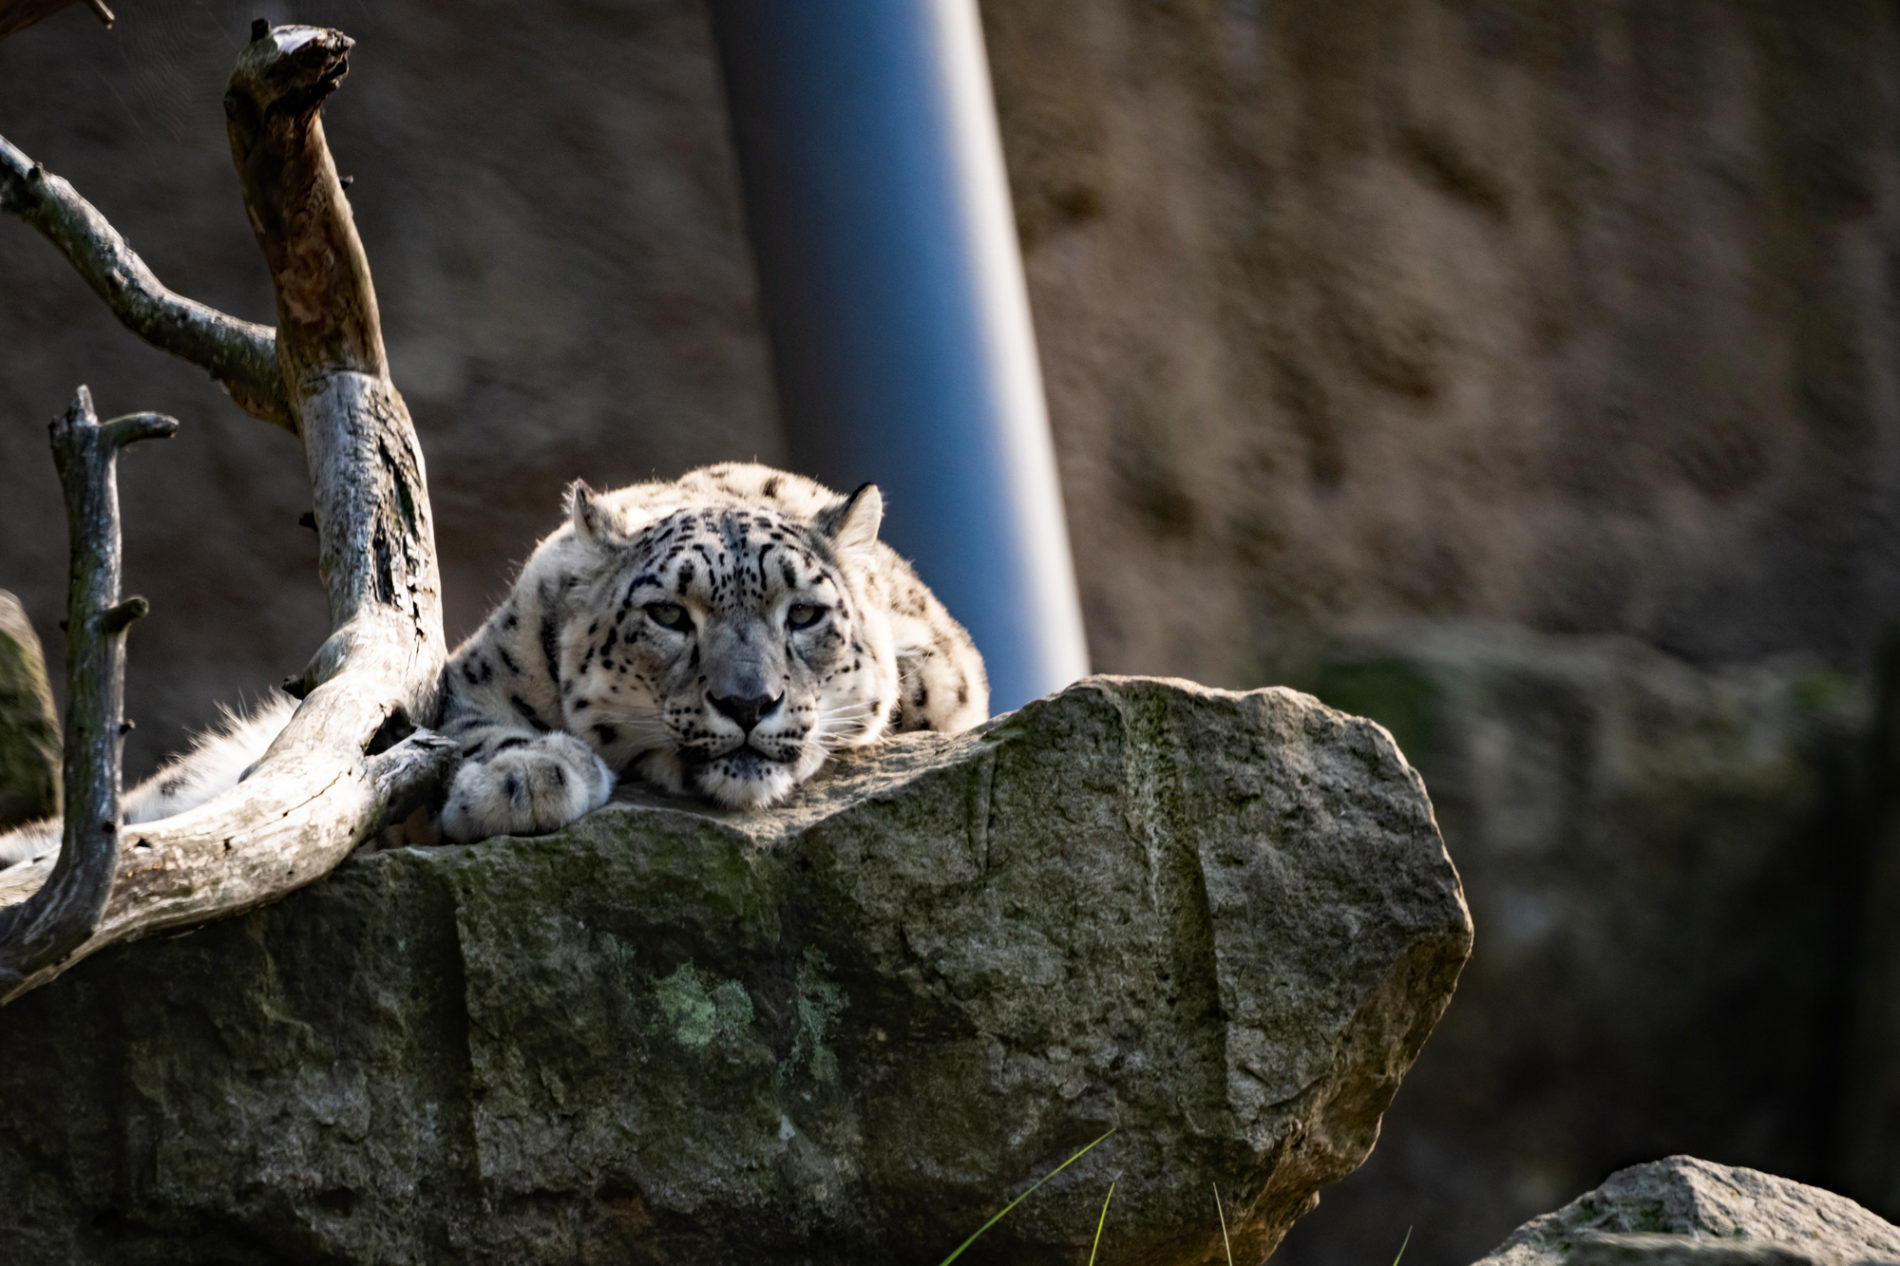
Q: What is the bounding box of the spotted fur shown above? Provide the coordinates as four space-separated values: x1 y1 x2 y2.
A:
434 463 988 842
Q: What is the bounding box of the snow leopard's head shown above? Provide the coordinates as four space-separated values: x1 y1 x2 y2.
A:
554 468 899 808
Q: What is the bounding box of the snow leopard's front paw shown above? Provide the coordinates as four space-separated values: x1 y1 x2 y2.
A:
439 732 615 844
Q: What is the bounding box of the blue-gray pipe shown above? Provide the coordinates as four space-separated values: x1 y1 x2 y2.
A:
709 0 1089 716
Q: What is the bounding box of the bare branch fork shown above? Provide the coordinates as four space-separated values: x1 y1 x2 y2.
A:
0 136 290 430
0 388 173 996
0 24 455 1002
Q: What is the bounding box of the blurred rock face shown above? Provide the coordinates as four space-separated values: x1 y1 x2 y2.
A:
982 1 1900 684
9 2 1889 767
2 2 1899 1265
1286 627 1868 1265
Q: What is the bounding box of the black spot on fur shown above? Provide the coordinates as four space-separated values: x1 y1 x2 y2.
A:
494 736 529 753
593 723 620 745
510 695 551 732
540 618 562 692
497 647 520 675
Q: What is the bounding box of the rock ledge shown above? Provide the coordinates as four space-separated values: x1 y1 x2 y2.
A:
0 676 1470 1265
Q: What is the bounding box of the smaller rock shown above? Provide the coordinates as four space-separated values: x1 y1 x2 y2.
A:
1473 1156 1900 1266
0 590 59 829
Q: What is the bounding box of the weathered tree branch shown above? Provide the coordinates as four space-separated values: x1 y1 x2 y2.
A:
0 24 451 1002
0 134 291 431
0 387 172 996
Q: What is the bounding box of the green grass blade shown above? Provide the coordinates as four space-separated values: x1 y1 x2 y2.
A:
1214 1182 1234 1266
1391 1226 1413 1266
936 1127 1117 1265
1087 1181 1117 1266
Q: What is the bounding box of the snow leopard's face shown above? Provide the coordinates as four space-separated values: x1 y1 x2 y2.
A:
555 486 898 808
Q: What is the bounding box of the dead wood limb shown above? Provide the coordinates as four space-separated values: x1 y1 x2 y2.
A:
0 134 291 431
223 25 443 691
0 24 448 1003
0 387 174 997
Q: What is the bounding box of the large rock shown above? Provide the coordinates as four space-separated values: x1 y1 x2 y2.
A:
1472 1156 1900 1266
0 677 1470 1265
0 589 59 829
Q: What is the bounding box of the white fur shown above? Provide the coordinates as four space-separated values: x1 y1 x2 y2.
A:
0 694 294 870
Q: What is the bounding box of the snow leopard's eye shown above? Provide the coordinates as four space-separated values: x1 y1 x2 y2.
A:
787 602 826 630
645 602 692 632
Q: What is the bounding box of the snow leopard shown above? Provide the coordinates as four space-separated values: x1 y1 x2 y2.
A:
433 462 988 841
0 463 988 863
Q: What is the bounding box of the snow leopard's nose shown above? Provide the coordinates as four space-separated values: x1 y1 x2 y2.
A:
710 691 783 733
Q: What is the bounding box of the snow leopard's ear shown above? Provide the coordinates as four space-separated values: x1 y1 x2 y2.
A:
567 480 612 543
820 482 883 562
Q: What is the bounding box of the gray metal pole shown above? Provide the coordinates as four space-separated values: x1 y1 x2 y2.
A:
709 0 1089 716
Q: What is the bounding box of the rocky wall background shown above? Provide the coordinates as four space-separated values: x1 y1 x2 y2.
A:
2 2 1897 1264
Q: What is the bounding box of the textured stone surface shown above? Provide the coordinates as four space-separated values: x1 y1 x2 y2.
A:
0 589 58 829
0 677 1470 1265
1471 1156 1900 1266
1283 626 1869 1265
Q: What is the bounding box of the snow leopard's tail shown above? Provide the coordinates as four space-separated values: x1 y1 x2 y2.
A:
0 693 297 870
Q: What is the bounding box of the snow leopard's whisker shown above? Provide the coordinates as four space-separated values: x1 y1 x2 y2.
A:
814 701 884 748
